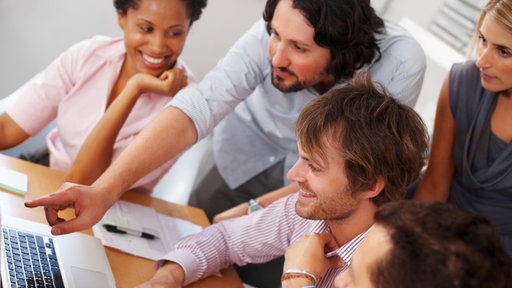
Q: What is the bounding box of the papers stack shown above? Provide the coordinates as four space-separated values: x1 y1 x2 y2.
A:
92 200 202 260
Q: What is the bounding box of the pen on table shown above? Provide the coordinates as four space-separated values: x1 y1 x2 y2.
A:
102 224 157 240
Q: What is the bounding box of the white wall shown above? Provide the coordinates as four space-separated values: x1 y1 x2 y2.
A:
0 1 119 98
383 0 444 26
181 0 266 80
0 0 265 98
0 0 449 98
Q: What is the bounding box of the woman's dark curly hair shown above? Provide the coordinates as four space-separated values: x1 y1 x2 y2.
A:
263 0 384 81
114 0 207 26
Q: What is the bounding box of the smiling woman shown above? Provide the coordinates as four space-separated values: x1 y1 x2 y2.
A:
0 0 266 206
115 0 191 78
0 0 206 193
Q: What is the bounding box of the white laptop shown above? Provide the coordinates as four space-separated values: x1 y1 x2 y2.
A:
1 211 116 288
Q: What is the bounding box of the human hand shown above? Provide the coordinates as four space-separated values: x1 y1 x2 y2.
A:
212 202 249 223
129 68 187 97
284 233 344 280
24 182 116 235
136 262 185 288
158 68 187 96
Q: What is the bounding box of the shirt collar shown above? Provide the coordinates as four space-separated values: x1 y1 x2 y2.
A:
95 36 126 64
337 225 374 267
309 220 374 269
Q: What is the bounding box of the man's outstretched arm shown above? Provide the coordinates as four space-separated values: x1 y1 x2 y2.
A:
25 106 198 235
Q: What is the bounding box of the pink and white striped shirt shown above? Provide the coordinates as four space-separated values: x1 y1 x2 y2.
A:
158 193 371 287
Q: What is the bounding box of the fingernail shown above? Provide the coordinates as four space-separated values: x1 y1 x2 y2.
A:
53 227 61 235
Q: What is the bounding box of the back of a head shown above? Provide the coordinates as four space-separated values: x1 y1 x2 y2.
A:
372 201 512 288
295 73 428 206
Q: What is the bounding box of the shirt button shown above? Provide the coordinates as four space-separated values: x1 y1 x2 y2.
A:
269 156 276 162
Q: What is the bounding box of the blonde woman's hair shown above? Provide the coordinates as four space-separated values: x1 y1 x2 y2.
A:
469 0 512 57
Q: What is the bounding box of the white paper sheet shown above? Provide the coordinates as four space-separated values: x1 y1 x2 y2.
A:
92 200 202 260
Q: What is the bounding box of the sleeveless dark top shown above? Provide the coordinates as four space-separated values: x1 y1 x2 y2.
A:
449 61 512 254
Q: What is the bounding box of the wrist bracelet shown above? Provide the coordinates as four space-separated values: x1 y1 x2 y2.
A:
301 286 316 288
281 269 317 286
281 273 316 286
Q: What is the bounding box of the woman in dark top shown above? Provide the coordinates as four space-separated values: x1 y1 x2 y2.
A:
415 0 512 255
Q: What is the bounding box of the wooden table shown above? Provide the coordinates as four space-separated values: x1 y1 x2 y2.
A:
0 153 243 288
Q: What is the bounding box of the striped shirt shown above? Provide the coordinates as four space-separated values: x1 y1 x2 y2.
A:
157 193 371 287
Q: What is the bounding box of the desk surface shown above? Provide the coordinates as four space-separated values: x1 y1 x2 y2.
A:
0 153 243 288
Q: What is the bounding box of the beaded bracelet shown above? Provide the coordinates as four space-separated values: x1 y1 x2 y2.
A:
281 269 318 286
281 273 316 286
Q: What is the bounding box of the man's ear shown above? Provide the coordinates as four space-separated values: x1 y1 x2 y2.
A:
360 177 385 200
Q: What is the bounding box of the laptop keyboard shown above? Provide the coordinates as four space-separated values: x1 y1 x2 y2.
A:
2 227 64 288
